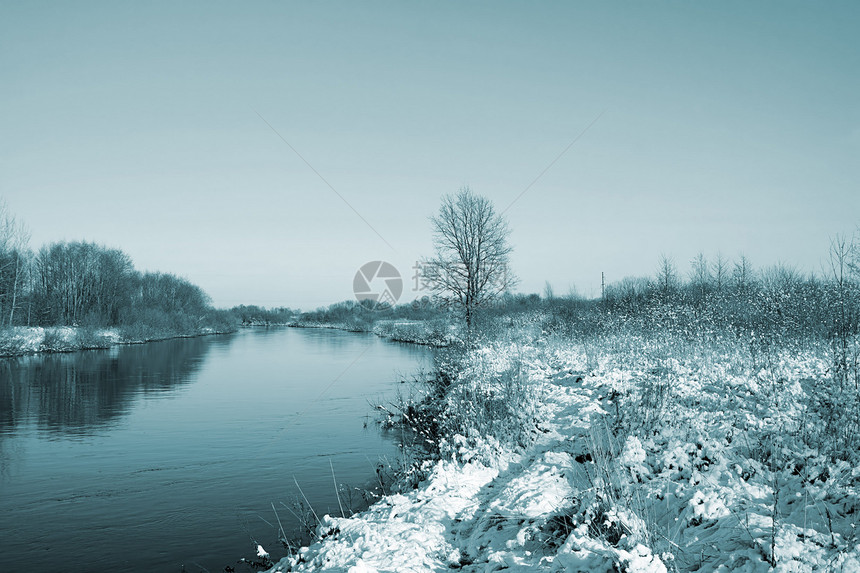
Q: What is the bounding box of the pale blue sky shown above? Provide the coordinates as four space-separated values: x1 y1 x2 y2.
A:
2 1 858 308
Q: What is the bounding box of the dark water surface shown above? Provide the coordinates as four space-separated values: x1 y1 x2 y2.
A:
0 327 430 572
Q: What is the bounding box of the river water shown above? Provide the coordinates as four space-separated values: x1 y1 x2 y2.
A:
0 327 431 572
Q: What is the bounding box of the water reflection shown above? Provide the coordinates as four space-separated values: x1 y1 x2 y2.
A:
0 334 233 435
0 328 430 573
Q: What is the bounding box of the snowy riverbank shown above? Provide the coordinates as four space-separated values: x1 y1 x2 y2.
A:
289 319 454 347
267 333 860 572
0 325 234 357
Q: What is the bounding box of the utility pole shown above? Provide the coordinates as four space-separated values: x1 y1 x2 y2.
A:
601 272 605 300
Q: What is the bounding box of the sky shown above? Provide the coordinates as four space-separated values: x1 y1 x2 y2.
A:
2 1 859 309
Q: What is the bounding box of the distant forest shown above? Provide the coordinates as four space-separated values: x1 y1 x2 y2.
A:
4 199 857 366
0 238 235 334
299 243 859 387
0 203 240 337
0 202 311 340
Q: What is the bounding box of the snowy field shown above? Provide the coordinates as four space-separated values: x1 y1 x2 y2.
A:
267 328 860 572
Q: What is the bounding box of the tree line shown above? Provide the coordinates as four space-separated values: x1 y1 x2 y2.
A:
230 305 297 326
418 187 859 389
529 245 860 387
0 201 232 335
423 185 858 357
599 248 858 340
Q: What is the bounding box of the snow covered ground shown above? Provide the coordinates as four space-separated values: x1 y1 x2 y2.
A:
0 326 118 355
267 333 860 572
289 319 455 347
0 325 224 356
371 319 454 347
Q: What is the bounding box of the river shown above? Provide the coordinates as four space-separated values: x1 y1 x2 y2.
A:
0 327 431 572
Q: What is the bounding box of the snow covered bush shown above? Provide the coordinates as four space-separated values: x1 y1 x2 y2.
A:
372 318 452 346
385 338 545 468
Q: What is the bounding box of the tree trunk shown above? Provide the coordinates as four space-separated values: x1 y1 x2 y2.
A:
9 252 19 326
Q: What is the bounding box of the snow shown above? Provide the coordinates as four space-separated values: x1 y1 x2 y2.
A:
267 334 860 572
292 319 455 347
0 325 222 356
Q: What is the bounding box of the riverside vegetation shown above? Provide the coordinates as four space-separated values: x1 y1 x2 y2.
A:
0 203 314 355
267 246 860 572
6 195 860 569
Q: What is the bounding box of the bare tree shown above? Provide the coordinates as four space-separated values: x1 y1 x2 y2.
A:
733 254 753 292
425 187 515 329
0 200 30 327
712 252 729 292
656 254 678 299
32 241 133 325
543 281 555 301
826 234 859 389
689 252 711 301
605 275 652 306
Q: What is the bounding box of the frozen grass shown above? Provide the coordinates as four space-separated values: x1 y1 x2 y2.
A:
268 320 860 572
0 324 231 357
291 317 456 346
0 326 118 355
371 319 453 346
534 330 860 571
